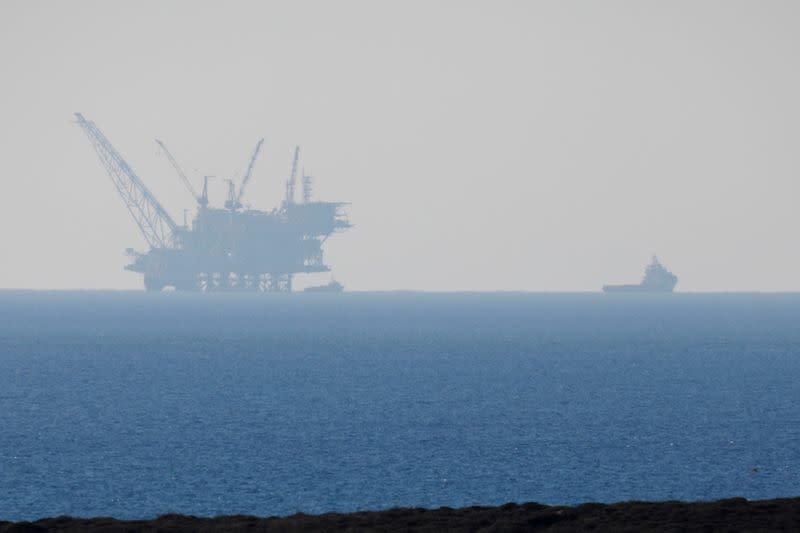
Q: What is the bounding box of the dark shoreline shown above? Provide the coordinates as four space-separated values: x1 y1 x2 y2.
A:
3 497 799 532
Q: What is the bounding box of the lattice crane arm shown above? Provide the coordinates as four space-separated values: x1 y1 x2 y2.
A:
75 113 178 249
285 146 300 204
236 138 264 205
155 139 203 205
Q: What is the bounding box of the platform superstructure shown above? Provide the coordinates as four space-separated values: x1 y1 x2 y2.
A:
76 113 350 292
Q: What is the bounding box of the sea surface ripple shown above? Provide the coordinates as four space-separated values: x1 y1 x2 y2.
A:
1 292 798 520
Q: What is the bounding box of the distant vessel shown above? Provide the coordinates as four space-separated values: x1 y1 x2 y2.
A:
603 256 678 293
304 280 344 293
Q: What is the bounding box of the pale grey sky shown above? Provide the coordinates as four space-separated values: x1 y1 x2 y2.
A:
1 0 798 291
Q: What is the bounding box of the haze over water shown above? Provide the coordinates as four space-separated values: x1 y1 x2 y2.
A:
3 1 800 291
2 291 798 520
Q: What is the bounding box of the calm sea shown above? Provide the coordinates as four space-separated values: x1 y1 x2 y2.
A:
1 291 798 520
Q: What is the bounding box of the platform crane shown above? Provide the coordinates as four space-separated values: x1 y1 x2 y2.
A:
285 146 300 205
225 138 264 209
75 113 178 249
155 139 207 207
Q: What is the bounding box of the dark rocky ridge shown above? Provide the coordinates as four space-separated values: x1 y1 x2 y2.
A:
2 497 799 532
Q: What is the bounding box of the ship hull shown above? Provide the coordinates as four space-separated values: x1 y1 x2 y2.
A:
304 282 344 293
602 283 675 293
603 256 678 293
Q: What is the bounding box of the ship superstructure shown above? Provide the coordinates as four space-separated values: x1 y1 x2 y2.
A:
76 113 350 292
603 256 678 293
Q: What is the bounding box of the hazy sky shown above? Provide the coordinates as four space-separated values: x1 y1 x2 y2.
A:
1 1 799 291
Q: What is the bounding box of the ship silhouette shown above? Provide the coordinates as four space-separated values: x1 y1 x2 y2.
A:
304 280 344 293
603 256 678 293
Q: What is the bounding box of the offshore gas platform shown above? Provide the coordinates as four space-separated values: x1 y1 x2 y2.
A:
75 113 350 292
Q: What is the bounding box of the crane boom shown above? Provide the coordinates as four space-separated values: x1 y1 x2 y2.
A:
75 113 178 249
235 138 264 205
155 139 204 206
285 146 300 204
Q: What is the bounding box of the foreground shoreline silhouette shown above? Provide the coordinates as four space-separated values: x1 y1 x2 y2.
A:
3 497 799 532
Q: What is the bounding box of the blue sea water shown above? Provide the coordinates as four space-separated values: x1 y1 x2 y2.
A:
0 291 799 520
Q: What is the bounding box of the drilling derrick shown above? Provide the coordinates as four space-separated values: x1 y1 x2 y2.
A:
76 113 351 292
